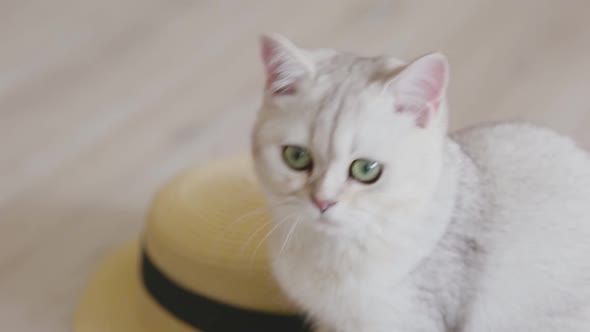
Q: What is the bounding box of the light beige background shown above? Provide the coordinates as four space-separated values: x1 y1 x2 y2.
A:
1 0 589 331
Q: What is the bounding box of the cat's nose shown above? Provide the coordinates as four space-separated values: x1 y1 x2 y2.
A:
311 197 336 213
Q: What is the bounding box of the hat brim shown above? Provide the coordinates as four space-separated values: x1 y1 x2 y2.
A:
74 241 200 332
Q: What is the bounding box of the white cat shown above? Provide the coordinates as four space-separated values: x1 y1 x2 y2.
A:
251 33 590 332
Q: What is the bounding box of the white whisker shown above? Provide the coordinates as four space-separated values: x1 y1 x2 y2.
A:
208 207 267 255
248 213 295 270
239 220 273 257
280 215 301 256
239 208 296 258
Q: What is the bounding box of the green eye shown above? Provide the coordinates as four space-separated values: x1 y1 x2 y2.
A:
350 159 382 184
282 145 313 171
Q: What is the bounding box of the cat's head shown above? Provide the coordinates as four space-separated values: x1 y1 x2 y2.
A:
251 34 450 239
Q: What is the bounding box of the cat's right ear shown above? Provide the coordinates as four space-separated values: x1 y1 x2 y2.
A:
260 33 314 96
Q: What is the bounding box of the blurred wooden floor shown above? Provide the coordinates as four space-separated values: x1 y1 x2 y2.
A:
1 0 589 330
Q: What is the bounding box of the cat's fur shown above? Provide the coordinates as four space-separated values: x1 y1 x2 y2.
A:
250 33 590 332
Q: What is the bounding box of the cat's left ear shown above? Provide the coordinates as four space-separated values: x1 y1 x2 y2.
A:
387 53 449 128
260 33 314 96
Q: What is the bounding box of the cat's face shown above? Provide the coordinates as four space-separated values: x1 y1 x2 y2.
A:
252 34 450 239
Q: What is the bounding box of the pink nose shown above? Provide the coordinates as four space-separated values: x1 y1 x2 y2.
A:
312 197 336 213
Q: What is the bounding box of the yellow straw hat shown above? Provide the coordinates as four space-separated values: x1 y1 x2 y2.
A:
74 156 310 332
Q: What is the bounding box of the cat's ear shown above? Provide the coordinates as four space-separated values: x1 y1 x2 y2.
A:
260 33 314 96
388 53 449 128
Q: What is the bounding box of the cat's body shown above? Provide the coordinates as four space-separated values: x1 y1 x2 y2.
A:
251 34 590 331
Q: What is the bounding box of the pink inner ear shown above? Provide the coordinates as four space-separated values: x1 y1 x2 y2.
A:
426 60 446 102
400 59 447 105
392 54 448 127
261 37 297 95
394 99 431 128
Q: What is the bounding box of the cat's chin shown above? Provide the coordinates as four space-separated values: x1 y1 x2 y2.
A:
306 215 350 235
315 215 339 227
